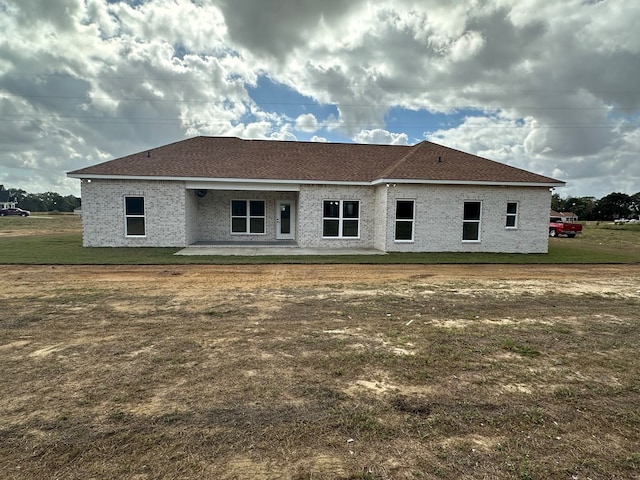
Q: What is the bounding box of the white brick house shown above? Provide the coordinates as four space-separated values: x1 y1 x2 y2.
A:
67 137 564 253
0 185 17 209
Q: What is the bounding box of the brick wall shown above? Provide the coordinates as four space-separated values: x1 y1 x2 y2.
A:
297 185 377 248
373 185 388 250
80 179 551 253
80 179 187 247
184 188 199 245
382 184 551 253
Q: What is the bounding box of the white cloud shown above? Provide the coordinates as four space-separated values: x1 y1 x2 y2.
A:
427 115 529 163
225 121 272 140
294 113 319 133
310 135 328 142
269 123 298 142
449 31 485 62
270 131 297 142
354 129 409 145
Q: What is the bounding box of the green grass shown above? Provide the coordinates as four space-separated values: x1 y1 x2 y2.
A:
501 339 541 357
1 215 639 264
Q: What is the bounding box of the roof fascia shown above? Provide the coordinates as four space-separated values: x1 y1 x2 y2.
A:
67 173 371 187
67 173 564 189
372 178 566 188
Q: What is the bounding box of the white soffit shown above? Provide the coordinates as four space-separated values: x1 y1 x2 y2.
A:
185 181 301 192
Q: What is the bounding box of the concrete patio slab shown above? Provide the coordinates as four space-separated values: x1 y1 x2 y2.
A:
175 246 386 256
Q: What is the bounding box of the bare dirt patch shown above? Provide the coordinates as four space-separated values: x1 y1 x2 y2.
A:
1 264 639 479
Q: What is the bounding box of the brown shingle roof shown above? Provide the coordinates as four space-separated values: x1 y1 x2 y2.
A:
68 136 564 186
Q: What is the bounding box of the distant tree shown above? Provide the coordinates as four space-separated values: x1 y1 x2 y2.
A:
6 188 27 204
563 196 598 221
551 194 598 220
631 192 640 219
4 188 80 212
62 195 81 211
35 192 81 212
596 192 633 220
41 192 65 211
20 194 44 212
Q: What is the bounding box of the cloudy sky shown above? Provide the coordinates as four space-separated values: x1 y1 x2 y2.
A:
1 0 639 198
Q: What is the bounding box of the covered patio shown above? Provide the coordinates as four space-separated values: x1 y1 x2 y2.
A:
186 186 299 246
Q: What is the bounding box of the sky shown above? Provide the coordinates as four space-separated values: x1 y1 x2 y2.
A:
1 0 639 199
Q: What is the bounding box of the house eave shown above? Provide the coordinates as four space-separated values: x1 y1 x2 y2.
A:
372 178 566 188
66 173 371 189
67 173 565 189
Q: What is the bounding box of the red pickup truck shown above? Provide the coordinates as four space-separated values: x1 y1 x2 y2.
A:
549 217 582 238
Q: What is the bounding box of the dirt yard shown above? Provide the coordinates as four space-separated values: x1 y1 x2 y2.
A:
1 264 639 479
2 262 635 287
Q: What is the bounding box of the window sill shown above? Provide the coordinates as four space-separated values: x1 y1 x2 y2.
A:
322 237 361 240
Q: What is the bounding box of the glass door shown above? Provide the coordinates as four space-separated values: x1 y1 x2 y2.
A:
276 200 295 240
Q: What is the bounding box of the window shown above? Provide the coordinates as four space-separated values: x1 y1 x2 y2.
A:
125 196 145 236
231 200 265 234
323 200 359 238
395 200 415 242
462 201 481 241
506 202 518 228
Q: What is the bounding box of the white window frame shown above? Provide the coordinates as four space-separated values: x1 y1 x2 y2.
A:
230 199 266 235
394 199 415 242
322 200 360 239
124 196 146 237
462 201 482 242
506 202 519 229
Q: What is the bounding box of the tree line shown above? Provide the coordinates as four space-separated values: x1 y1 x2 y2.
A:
2 188 81 213
552 191 640 221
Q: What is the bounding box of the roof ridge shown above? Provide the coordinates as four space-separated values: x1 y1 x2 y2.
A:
377 142 424 179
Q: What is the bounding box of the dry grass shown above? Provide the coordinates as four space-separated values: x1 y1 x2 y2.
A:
1 265 639 479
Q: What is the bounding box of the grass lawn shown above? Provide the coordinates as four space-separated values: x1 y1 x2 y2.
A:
1 214 639 264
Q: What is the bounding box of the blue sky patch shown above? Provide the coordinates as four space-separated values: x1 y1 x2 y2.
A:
248 76 339 130
384 108 468 143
